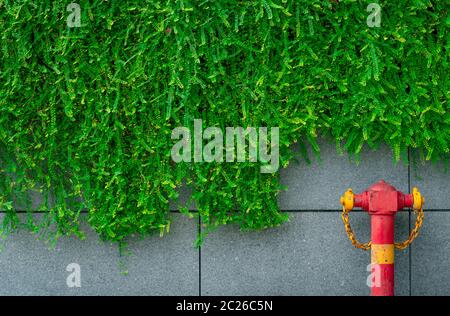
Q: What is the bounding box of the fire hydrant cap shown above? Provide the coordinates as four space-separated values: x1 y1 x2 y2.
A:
340 188 354 211
412 187 424 210
367 179 397 192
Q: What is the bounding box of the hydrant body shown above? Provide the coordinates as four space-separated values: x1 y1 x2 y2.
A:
341 180 422 296
370 215 395 296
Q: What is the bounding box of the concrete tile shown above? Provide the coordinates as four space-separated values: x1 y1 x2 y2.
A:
170 183 194 211
0 213 199 296
411 211 450 295
410 160 450 210
201 212 410 296
278 139 408 210
278 139 409 210
8 139 411 213
169 139 411 212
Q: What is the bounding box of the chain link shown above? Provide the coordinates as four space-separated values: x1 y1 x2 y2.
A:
394 207 424 250
341 206 424 251
341 207 371 250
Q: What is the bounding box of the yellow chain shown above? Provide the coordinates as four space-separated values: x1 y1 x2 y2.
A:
341 206 424 251
341 206 371 250
394 207 424 250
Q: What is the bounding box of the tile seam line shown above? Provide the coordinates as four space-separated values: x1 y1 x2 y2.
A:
408 147 412 297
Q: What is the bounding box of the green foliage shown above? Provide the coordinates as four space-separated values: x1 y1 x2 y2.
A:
0 0 448 244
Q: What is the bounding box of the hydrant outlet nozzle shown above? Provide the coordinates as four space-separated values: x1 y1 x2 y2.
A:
412 187 424 211
340 188 354 211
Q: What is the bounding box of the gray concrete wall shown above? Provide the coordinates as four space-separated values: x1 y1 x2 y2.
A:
0 139 448 295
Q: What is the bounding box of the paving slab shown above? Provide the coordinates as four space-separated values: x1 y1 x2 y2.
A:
0 213 199 296
170 183 194 211
411 211 450 296
201 212 410 296
410 160 450 210
278 139 409 210
5 139 411 213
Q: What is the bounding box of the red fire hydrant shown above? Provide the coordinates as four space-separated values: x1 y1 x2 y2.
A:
340 180 424 296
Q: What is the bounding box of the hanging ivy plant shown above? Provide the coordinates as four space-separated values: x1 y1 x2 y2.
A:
0 0 448 245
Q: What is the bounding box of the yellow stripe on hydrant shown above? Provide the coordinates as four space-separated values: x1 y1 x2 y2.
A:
371 244 394 264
